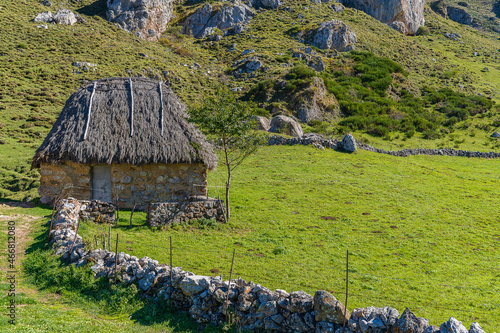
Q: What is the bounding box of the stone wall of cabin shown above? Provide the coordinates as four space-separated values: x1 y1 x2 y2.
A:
39 161 92 205
39 162 208 209
111 163 207 209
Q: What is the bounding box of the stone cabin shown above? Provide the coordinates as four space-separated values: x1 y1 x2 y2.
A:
32 77 217 209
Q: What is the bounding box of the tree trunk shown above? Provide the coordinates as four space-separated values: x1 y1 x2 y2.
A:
224 139 231 222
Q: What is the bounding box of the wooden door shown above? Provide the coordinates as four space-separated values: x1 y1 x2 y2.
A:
92 165 112 202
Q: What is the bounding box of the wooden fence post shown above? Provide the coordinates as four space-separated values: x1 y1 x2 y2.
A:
169 236 173 298
225 249 236 322
114 233 119 283
129 201 136 228
342 250 349 333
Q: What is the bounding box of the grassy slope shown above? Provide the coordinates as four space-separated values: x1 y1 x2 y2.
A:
79 146 500 331
1 0 499 200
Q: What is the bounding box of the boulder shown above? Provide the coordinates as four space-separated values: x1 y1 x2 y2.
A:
138 271 156 291
392 308 430 333
341 133 357 152
106 0 174 41
269 115 304 137
183 1 255 39
253 116 271 131
34 11 54 23
329 3 345 12
314 290 350 324
341 0 425 35
468 322 486 333
447 6 473 25
491 131 499 138
440 317 468 333
292 77 339 123
423 325 440 333
247 0 284 9
390 21 408 35
53 9 77 25
233 57 264 76
286 290 314 313
312 20 357 52
180 275 211 296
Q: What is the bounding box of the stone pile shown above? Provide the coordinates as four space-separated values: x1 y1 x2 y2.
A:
268 134 500 159
147 198 225 227
48 198 487 332
79 200 115 224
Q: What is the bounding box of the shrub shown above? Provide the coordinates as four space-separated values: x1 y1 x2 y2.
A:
417 26 430 36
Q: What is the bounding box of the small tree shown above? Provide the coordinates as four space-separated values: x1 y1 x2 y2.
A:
189 86 264 221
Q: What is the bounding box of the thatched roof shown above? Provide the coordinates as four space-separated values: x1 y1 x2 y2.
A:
32 77 217 169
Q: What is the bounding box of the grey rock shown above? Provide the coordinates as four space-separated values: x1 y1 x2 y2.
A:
440 317 468 333
469 322 485 333
53 9 77 25
253 116 271 131
138 271 156 291
269 115 304 138
241 48 255 56
392 308 430 333
341 133 357 152
390 21 408 35
287 290 314 313
423 325 440 333
236 292 255 311
106 0 174 41
41 0 52 6
312 20 357 52
314 290 350 324
180 275 211 296
233 56 264 76
248 0 283 9
316 321 336 333
491 131 500 138
183 1 255 39
447 6 473 26
445 33 462 40
285 313 310 332
329 3 345 12
34 11 54 23
340 0 425 34
257 301 278 318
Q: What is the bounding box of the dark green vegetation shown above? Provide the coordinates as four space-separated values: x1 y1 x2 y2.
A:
78 146 500 332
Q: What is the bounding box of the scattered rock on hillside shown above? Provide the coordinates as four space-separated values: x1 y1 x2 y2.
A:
390 21 408 35
444 32 462 40
34 11 53 23
392 308 430 333
447 6 473 26
233 56 264 76
312 19 357 52
269 115 303 137
183 1 255 39
329 3 345 12
341 133 357 152
53 9 77 25
469 322 486 333
106 0 174 41
440 317 468 333
314 290 350 324
41 0 52 6
491 131 500 138
247 0 284 9
253 116 271 131
73 62 97 73
340 0 425 35
291 47 325 71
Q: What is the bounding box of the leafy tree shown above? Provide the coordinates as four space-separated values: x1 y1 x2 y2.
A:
189 86 264 221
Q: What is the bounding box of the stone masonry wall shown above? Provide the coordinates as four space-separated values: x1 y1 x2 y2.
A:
48 198 487 333
148 199 225 226
39 162 208 209
79 200 115 224
111 162 207 209
39 161 91 205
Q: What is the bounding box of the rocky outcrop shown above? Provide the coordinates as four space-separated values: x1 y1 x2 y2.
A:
340 0 425 35
34 9 79 25
106 0 174 41
253 116 271 131
246 0 284 9
269 115 304 137
291 47 326 72
447 6 473 26
183 1 255 39
312 20 357 52
291 76 340 123
233 56 264 77
430 0 447 18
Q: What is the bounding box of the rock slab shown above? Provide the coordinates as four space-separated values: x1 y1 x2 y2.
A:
106 0 174 41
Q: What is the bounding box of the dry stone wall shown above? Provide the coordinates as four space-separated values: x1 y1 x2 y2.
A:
268 135 500 159
48 198 487 333
148 199 225 226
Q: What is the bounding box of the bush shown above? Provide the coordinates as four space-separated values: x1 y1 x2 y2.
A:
417 26 430 36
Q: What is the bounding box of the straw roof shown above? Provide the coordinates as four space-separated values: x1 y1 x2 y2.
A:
32 77 217 169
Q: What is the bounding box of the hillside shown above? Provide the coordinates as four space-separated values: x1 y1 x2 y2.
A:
1 0 500 200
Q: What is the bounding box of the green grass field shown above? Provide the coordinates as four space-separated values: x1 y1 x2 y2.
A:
76 146 500 331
